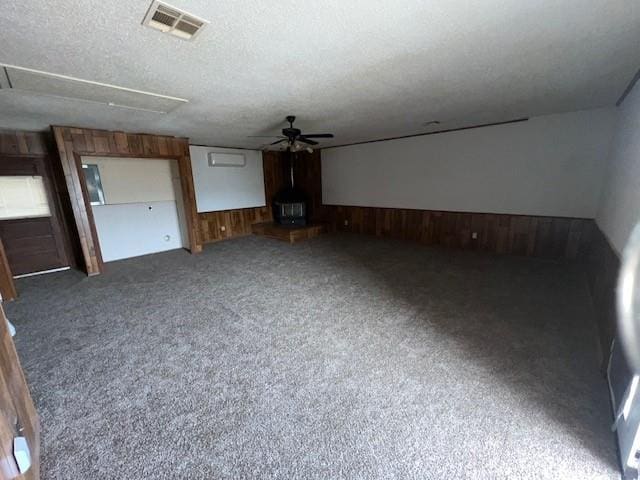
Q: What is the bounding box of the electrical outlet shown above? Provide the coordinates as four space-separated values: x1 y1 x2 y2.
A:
220 225 226 232
471 232 478 239
344 220 349 226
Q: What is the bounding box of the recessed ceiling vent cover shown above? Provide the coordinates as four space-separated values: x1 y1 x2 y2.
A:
0 64 188 114
143 1 208 40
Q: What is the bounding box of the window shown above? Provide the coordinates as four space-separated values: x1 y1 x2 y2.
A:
0 176 51 220
82 164 106 205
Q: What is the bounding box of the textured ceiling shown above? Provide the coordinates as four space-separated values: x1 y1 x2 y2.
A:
1 0 639 148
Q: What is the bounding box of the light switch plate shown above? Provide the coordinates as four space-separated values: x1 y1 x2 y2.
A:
13 436 31 474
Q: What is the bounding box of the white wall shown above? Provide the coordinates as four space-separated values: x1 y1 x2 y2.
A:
322 108 616 218
92 201 184 261
190 146 265 212
83 157 187 262
87 157 176 204
596 81 640 254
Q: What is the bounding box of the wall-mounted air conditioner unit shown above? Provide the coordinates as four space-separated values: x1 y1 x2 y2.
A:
207 152 246 167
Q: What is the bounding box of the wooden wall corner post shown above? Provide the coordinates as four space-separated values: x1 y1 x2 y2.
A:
51 126 102 276
0 238 17 302
177 138 202 254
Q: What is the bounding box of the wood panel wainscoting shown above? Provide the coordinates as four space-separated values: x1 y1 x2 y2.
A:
262 149 324 222
325 206 594 260
198 150 324 244
52 126 201 276
198 207 271 243
197 150 280 244
586 224 621 368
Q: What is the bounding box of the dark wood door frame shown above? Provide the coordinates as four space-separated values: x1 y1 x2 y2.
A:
0 238 16 301
52 126 202 276
0 155 71 275
0 304 40 479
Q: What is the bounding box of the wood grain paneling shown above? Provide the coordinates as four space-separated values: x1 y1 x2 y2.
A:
0 130 50 157
198 207 271 243
587 224 621 368
262 150 324 222
196 150 286 244
0 305 40 480
0 156 71 275
0 130 81 274
262 151 289 219
52 126 201 275
325 205 594 259
292 150 324 223
252 222 326 244
0 239 16 302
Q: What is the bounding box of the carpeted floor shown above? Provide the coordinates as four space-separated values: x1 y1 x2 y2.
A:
5 234 618 479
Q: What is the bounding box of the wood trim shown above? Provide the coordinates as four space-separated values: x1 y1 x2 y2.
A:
324 205 594 259
0 130 81 274
0 238 16 302
322 118 529 149
586 224 621 369
51 126 202 276
0 305 40 480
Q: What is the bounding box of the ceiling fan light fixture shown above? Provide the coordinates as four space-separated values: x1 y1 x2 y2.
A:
251 115 334 151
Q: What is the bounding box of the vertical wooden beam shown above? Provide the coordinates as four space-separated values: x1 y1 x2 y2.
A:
51 126 202 275
0 238 17 302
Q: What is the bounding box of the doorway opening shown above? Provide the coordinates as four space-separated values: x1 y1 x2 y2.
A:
0 156 71 277
80 156 189 263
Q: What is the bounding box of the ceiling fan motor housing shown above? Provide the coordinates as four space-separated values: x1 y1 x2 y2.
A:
283 127 301 140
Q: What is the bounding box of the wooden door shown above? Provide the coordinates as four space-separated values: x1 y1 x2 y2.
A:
0 156 69 276
0 305 39 479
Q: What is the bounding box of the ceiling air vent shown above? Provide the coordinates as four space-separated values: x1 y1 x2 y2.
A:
142 1 208 40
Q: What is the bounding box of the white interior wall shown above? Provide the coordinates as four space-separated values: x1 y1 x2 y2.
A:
87 157 176 204
83 157 187 262
322 108 616 218
189 146 265 212
596 81 640 254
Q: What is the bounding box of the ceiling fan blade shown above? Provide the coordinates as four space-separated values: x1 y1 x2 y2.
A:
298 137 318 145
300 133 334 138
270 138 288 145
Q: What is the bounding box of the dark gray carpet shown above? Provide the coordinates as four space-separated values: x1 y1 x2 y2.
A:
5 234 618 479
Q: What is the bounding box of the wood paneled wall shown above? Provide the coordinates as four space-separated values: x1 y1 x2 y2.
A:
0 129 81 275
197 151 279 244
52 126 201 276
325 205 594 259
0 238 16 302
198 207 271 243
292 150 324 223
0 130 51 156
263 150 288 219
198 150 324 244
0 305 40 479
587 224 621 367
